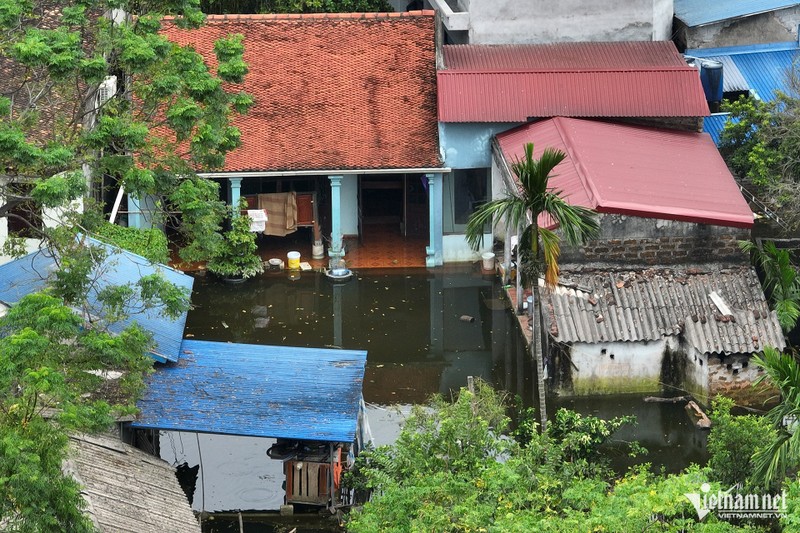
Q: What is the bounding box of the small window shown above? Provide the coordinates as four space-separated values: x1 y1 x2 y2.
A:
443 168 490 233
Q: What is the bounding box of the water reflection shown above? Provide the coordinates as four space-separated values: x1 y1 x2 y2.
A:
162 265 707 515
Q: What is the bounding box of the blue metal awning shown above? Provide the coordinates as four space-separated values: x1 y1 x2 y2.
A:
0 238 193 362
131 341 368 443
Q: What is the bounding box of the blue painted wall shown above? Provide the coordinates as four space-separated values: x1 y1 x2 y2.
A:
439 122 521 169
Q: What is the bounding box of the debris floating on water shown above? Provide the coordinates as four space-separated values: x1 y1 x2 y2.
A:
460 315 475 323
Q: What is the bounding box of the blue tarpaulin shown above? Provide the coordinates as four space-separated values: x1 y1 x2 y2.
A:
131 341 368 443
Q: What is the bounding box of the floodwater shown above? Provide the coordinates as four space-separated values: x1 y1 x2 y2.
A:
160 265 709 531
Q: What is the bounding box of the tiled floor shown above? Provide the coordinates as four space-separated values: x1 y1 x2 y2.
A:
255 223 428 270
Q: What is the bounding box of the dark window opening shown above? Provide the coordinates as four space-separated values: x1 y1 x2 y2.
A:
7 182 42 238
453 168 489 226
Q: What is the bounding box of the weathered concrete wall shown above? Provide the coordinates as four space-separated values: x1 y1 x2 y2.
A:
681 8 800 50
458 0 672 44
560 214 750 266
557 339 674 396
440 122 521 169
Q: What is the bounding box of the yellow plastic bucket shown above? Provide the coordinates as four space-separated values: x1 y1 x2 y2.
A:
287 251 301 270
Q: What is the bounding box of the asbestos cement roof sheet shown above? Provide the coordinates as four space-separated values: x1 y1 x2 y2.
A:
0 238 193 363
161 12 441 172
675 0 800 27
545 266 786 355
495 117 754 228
438 42 710 122
131 341 367 442
68 433 199 533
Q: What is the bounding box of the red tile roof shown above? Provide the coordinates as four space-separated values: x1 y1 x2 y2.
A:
495 117 753 228
438 42 710 122
161 12 441 172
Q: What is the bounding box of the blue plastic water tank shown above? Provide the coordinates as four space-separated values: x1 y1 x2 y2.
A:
700 59 724 104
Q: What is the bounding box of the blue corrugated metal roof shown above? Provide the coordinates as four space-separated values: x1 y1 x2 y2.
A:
689 43 799 101
131 341 368 442
675 0 800 27
0 238 193 362
703 113 734 145
687 43 799 144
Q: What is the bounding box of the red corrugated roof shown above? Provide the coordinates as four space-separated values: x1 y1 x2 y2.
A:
495 117 753 228
438 42 710 122
161 12 441 172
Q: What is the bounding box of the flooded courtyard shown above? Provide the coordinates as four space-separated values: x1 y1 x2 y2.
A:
160 265 710 528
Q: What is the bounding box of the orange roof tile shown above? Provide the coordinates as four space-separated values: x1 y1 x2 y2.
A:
162 11 441 173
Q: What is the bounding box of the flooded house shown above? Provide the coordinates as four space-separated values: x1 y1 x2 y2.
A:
128 341 370 512
492 117 786 406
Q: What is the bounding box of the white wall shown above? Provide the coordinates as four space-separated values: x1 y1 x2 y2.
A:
460 0 672 44
443 233 487 263
566 338 677 395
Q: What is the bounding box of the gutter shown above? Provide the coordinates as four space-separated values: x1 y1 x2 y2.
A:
199 167 451 178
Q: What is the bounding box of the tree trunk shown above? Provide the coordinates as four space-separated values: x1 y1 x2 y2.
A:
530 281 547 431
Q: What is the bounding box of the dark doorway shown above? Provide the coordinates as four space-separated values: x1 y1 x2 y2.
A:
359 174 428 241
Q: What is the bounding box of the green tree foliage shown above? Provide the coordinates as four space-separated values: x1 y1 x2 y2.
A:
92 222 170 264
200 0 394 14
720 94 800 230
0 292 153 530
751 347 800 488
345 382 751 532
707 396 776 489
206 199 264 279
0 0 251 262
740 240 800 333
0 2 239 524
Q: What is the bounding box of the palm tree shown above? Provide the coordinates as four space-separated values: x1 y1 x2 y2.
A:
465 142 599 431
751 346 800 488
740 240 800 333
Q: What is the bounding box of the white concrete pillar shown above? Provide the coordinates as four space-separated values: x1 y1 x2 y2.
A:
328 175 344 257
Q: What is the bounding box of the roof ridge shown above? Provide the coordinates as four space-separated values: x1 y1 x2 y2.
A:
551 117 602 209
163 10 435 23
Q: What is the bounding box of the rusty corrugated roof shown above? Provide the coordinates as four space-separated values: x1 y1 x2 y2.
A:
495 117 754 229
545 266 786 355
438 42 710 122
161 12 441 172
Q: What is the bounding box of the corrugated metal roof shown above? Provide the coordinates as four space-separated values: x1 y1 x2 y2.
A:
443 42 690 70
545 266 786 355
688 43 799 143
703 113 734 145
693 56 749 92
495 117 754 228
68 434 199 533
689 44 799 102
0 238 193 362
675 0 800 27
438 42 710 122
132 341 367 442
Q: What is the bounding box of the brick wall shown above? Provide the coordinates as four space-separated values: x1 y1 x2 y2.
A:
560 214 750 265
